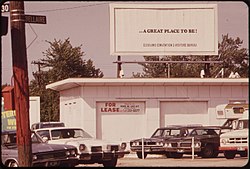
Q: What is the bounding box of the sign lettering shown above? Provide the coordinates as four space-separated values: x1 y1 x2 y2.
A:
1 4 9 13
25 15 47 24
98 102 145 113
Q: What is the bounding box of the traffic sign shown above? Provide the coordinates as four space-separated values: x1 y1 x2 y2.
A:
1 3 9 13
25 14 47 24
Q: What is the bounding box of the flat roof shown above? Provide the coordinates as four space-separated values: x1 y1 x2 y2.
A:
46 78 249 91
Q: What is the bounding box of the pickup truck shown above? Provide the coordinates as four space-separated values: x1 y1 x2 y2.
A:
219 110 248 159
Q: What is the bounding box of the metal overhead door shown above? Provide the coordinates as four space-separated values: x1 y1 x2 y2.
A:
160 101 208 127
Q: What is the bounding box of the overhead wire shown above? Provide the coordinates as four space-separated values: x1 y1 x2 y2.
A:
25 2 110 14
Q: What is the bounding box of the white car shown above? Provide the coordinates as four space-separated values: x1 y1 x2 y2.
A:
33 127 129 167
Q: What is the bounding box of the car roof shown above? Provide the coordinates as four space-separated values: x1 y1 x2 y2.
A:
34 127 83 131
157 125 202 130
1 130 16 134
191 126 228 130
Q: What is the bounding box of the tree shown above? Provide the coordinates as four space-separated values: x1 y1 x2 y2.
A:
134 34 249 78
29 38 103 121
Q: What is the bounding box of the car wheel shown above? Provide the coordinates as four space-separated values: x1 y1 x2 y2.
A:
168 152 183 158
201 144 214 158
102 157 118 167
136 152 147 159
165 152 171 158
224 151 236 159
239 151 247 157
7 160 19 167
212 150 219 158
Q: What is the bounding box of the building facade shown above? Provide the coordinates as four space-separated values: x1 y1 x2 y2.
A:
46 78 249 143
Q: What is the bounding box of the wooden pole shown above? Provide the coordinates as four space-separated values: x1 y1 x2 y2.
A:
10 1 32 167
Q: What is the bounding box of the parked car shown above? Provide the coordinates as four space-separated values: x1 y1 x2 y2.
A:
33 127 130 167
130 125 201 159
31 122 65 130
1 130 78 167
164 126 232 158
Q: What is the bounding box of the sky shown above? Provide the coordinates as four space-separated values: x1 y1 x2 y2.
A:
1 1 249 84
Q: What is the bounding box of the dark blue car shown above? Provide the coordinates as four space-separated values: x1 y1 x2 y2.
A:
1 130 78 167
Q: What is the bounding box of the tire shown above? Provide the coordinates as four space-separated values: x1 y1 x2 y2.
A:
239 151 248 157
102 157 118 167
212 150 219 158
136 152 147 159
224 151 236 159
201 144 215 158
167 152 183 158
7 160 19 167
165 152 171 158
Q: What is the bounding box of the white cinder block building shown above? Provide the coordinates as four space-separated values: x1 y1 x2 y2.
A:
46 78 249 142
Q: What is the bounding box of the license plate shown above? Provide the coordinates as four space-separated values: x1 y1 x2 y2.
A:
237 147 245 151
48 161 59 166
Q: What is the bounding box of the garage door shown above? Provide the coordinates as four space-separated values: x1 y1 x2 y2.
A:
96 101 145 142
160 101 208 127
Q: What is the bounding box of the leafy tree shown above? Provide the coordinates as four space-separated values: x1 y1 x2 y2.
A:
134 34 249 78
29 38 103 121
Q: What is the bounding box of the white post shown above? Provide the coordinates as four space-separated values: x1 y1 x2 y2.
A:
191 137 194 160
142 138 144 159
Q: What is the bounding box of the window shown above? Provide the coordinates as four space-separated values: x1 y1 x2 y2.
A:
37 130 50 140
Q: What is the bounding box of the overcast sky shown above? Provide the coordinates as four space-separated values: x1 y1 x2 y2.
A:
1 1 249 84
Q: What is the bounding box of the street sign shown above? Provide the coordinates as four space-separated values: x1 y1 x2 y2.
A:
25 14 47 24
1 3 9 13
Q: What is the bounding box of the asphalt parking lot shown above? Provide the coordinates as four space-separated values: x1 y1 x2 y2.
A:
76 153 249 167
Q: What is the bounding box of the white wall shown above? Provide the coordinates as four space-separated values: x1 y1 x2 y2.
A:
59 83 248 141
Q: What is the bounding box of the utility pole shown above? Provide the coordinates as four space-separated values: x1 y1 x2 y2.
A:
31 61 44 87
10 1 32 167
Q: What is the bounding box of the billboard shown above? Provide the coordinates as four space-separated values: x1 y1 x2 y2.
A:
110 3 218 56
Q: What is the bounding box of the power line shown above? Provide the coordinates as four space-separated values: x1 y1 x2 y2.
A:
25 2 110 14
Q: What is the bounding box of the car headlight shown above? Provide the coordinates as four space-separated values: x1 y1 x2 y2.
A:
221 138 229 145
165 143 172 147
194 142 201 148
70 149 76 155
156 141 164 146
121 142 127 150
79 144 86 152
132 142 139 146
66 150 70 156
32 155 37 160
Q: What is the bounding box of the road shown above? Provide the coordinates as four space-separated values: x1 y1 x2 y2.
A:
76 153 248 167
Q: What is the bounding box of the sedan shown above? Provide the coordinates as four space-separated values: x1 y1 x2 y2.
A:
1 130 78 167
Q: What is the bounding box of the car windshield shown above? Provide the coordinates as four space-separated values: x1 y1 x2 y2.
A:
2 132 42 145
189 129 220 136
1 132 16 145
152 129 185 137
236 120 248 129
41 123 65 128
41 128 93 140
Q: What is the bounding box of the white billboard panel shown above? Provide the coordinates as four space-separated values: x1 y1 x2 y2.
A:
110 3 218 56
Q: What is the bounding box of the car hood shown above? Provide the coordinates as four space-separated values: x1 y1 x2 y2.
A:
220 129 248 138
130 137 164 143
48 137 120 147
32 143 70 153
